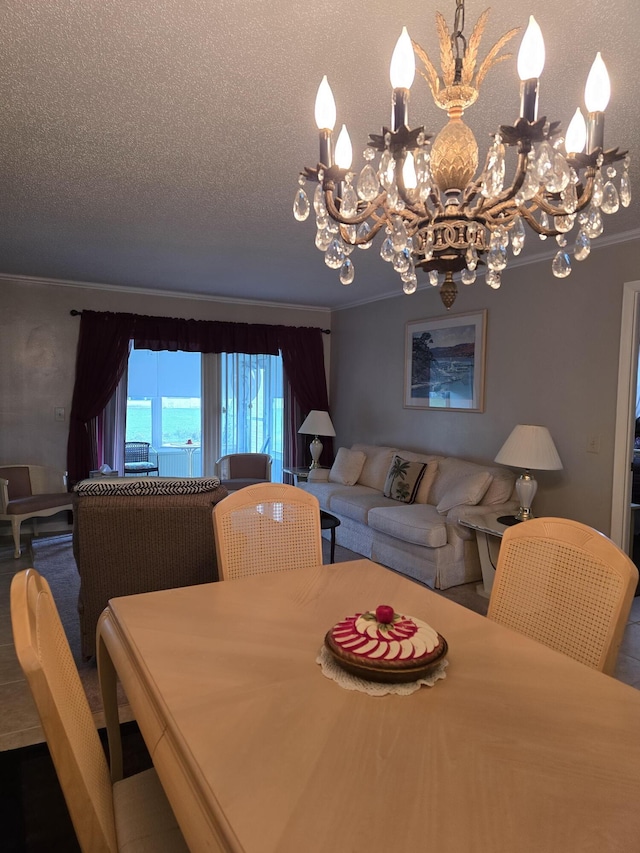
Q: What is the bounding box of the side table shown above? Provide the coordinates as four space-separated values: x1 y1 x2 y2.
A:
458 512 510 598
283 466 312 484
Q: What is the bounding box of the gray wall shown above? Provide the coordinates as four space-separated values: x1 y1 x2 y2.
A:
0 279 331 472
329 237 640 534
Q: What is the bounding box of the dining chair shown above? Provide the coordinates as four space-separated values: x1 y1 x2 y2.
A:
0 464 73 557
487 517 639 675
212 482 323 580
10 568 188 853
124 441 159 476
215 452 272 491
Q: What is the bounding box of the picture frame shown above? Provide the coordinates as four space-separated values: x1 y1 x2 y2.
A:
404 310 487 412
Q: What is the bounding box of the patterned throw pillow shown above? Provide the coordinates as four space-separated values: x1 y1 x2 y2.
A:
74 477 221 497
383 455 427 504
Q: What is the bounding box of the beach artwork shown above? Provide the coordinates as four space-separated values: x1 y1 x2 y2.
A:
404 311 486 411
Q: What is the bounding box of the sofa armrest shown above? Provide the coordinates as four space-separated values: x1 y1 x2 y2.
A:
308 468 330 483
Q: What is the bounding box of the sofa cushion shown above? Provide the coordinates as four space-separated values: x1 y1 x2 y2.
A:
330 490 398 525
383 455 427 504
368 504 448 548
436 471 493 514
329 447 367 486
301 482 373 512
75 477 221 497
351 444 397 491
482 468 517 505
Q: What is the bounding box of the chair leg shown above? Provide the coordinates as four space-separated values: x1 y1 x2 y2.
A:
11 518 21 558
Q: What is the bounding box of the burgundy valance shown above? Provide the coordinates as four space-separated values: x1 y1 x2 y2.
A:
67 310 331 483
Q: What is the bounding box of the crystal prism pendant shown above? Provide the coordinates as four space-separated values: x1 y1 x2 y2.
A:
538 211 549 240
293 188 310 221
465 245 478 270
583 207 604 239
486 270 501 289
390 216 408 252
481 140 506 198
429 271 439 287
511 216 525 256
487 246 507 272
325 238 345 269
554 213 576 233
339 259 355 285
591 171 604 208
313 184 326 216
315 228 332 251
402 277 418 295
378 152 395 189
620 170 632 208
574 230 591 261
356 221 372 249
380 235 394 262
561 180 578 215
461 268 476 285
340 183 359 218
552 250 572 278
357 164 380 201
600 181 620 214
392 249 411 274
544 151 571 193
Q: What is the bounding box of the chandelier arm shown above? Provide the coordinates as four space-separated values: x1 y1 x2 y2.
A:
517 203 558 237
339 218 387 246
323 185 387 226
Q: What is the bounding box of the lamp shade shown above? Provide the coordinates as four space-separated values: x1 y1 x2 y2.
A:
494 424 562 470
298 410 336 437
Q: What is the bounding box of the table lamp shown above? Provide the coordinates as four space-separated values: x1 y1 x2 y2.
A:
494 424 563 524
298 410 336 469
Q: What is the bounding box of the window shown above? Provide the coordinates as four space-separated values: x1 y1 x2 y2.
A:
126 348 284 480
220 352 284 483
126 350 202 476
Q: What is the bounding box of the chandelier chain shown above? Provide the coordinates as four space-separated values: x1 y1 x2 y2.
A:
452 0 467 82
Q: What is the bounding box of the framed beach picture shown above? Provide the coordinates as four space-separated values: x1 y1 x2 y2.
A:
404 310 487 412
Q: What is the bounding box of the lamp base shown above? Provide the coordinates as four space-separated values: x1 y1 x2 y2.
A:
309 436 323 470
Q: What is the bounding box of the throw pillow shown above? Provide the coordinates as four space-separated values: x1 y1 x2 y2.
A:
414 460 439 504
436 471 493 514
328 448 367 486
383 455 427 504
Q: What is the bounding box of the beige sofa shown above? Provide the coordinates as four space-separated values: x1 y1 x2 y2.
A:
299 443 517 589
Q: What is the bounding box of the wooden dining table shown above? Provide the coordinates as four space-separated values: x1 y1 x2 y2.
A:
97 558 640 853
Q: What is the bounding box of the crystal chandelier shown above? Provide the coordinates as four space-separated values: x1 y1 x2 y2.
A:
293 0 630 308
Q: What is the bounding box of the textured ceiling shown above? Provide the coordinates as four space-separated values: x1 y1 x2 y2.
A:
0 0 637 309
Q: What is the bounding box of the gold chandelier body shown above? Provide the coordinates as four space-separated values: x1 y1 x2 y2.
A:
295 4 630 308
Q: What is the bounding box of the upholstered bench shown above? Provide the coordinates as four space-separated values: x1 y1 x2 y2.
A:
72 476 228 658
0 465 72 557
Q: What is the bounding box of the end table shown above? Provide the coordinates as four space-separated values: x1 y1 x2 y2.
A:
458 512 510 598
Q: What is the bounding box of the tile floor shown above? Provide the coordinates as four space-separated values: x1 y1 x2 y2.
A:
2 534 640 753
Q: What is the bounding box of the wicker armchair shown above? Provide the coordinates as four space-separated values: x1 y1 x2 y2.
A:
73 477 227 658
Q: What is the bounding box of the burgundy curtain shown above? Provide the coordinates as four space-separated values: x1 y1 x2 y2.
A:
67 312 132 484
68 310 332 483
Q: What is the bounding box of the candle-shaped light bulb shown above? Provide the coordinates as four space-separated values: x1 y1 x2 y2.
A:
315 76 336 167
390 27 415 132
335 125 353 170
315 76 336 131
585 53 610 113
390 27 415 90
585 53 610 153
517 17 545 122
565 107 587 155
402 151 417 189
517 16 545 80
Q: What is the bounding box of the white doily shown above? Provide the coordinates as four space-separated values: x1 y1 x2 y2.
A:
316 645 448 696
